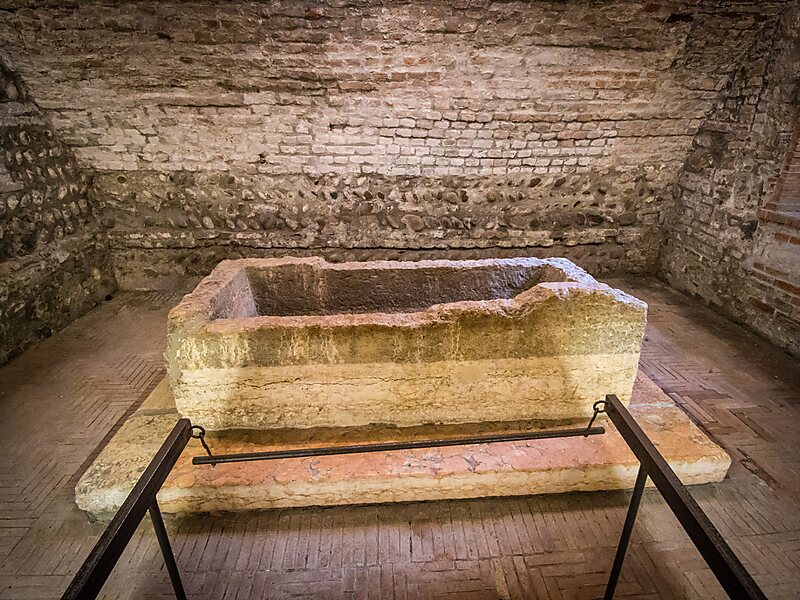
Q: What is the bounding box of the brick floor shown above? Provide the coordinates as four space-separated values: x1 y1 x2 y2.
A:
0 278 798 599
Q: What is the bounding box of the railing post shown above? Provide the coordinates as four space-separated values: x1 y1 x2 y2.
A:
149 499 187 600
604 466 648 599
62 419 192 600
604 395 767 600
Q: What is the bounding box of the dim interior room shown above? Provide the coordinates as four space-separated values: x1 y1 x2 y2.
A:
0 1 799 598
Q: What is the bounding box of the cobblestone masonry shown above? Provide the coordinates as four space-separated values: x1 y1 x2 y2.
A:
0 0 789 292
0 60 116 364
660 3 800 356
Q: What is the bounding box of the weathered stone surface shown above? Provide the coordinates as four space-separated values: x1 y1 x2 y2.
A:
93 169 664 289
74 372 731 520
0 1 788 289
0 0 797 358
0 60 116 364
111 243 646 294
166 257 646 430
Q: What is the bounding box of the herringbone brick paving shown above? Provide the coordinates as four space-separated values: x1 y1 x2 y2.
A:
0 279 798 599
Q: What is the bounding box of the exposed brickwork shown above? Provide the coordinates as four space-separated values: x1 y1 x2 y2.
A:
660 3 800 357
0 60 116 365
0 1 787 288
770 111 800 212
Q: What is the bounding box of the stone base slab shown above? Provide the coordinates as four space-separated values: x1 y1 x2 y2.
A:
75 372 731 521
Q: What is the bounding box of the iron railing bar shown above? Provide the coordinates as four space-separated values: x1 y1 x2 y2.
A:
191 425 606 465
61 418 192 600
604 395 767 600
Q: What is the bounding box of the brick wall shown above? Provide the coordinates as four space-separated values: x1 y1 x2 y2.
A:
0 1 786 289
660 2 800 356
0 61 116 364
770 111 800 212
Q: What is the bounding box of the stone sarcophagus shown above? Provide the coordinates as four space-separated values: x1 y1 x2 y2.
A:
166 257 646 431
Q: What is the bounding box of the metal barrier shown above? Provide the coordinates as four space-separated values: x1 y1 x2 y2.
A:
61 419 193 600
601 394 767 600
62 399 768 599
190 422 606 466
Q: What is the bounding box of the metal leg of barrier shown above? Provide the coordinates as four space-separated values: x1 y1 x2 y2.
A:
149 500 187 600
604 466 648 600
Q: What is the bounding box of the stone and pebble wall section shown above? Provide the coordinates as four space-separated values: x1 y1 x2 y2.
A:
0 62 116 364
0 0 798 360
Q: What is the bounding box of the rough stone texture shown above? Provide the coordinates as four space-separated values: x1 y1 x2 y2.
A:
166 257 646 430
112 244 646 294
0 60 116 365
0 0 797 357
74 371 731 520
0 1 790 289
660 3 800 357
